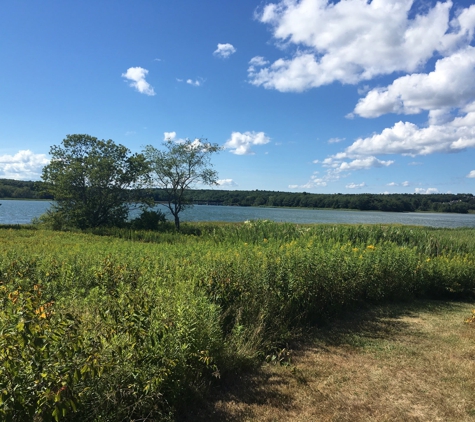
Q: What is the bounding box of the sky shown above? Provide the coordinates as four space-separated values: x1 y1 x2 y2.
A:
2 0 475 194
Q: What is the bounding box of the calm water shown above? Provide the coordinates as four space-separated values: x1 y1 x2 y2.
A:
2 199 475 228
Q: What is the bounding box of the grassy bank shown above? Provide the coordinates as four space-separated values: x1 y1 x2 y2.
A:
1 221 475 420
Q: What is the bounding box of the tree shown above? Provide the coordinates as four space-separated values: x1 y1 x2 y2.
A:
144 138 221 230
41 134 150 229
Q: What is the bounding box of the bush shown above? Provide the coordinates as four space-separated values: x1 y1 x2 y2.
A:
130 209 168 231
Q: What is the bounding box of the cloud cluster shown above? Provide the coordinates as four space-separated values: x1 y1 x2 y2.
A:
224 131 270 155
214 43 236 58
346 182 366 189
217 178 238 187
353 46 475 119
0 150 49 180
255 1 475 189
250 0 475 92
122 67 155 96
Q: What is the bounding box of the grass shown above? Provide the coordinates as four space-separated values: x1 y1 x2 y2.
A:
185 299 475 422
2 221 475 420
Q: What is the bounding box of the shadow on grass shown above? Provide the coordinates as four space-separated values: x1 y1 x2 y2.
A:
177 298 472 422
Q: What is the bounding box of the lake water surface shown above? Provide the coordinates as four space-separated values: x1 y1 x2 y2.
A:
1 199 475 228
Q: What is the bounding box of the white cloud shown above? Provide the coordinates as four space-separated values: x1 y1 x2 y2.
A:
289 172 328 189
248 56 269 72
0 150 50 180
163 132 177 141
122 67 155 96
328 137 344 144
213 43 236 58
224 131 271 155
415 187 439 194
342 111 475 157
250 0 475 92
322 156 394 172
387 182 398 186
346 182 366 189
353 46 475 118
186 79 202 87
217 178 238 187
402 181 410 187
467 170 475 178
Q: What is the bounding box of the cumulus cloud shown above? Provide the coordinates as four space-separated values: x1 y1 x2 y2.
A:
217 179 238 187
163 132 177 141
249 0 475 92
467 170 475 178
322 156 394 172
122 67 155 96
224 131 270 155
353 46 475 118
415 188 439 194
213 43 236 58
346 182 366 189
0 150 49 180
342 111 475 157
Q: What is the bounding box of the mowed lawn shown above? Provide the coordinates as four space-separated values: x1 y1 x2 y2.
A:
187 300 475 422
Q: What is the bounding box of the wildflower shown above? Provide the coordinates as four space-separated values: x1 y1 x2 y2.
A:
263 238 268 243
366 245 375 250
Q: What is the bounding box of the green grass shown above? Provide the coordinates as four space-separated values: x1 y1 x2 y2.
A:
1 221 475 420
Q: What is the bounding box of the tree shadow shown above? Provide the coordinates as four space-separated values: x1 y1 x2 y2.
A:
176 299 472 421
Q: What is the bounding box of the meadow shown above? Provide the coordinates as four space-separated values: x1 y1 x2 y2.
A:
1 220 475 421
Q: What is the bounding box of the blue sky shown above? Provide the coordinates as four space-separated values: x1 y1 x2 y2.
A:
2 0 475 194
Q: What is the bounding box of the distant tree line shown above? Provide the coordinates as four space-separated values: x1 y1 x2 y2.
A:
2 180 475 214
0 179 52 200
151 189 475 214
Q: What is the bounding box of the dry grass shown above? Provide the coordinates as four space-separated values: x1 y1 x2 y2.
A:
181 300 475 422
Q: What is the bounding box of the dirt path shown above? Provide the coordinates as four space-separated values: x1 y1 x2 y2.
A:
182 300 475 422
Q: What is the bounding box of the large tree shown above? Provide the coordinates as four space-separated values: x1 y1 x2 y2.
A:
144 138 221 230
42 134 150 229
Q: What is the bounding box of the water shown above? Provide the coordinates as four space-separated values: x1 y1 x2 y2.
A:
2 199 475 228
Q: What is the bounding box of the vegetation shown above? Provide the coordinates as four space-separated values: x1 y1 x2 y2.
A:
1 221 475 420
144 138 221 229
40 134 150 229
194 300 475 421
2 178 475 214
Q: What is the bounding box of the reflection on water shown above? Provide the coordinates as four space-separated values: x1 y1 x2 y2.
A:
2 200 475 228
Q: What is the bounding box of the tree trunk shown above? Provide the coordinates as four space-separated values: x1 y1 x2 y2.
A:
174 214 180 231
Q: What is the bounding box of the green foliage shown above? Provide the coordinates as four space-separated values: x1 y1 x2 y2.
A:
144 138 221 230
0 284 103 421
41 134 150 229
130 209 168 230
1 223 475 419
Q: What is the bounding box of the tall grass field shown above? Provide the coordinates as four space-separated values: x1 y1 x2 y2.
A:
1 221 475 421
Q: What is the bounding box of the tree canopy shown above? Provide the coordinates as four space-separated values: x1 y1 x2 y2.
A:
144 138 221 229
41 134 150 229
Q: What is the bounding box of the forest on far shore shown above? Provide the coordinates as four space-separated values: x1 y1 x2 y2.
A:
1 178 474 214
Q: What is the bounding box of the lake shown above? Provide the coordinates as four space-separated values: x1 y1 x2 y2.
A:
1 199 475 228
